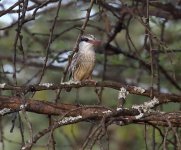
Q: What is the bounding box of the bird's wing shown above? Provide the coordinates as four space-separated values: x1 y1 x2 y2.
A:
68 52 80 79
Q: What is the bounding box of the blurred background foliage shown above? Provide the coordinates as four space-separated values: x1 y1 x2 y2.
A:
0 0 181 149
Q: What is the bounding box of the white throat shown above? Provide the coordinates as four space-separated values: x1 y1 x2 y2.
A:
78 41 95 62
79 41 94 53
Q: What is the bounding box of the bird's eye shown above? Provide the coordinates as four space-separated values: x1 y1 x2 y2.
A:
80 37 89 42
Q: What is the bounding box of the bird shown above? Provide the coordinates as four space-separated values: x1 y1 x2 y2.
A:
69 34 101 82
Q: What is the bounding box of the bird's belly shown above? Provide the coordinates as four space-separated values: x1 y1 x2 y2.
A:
74 60 95 81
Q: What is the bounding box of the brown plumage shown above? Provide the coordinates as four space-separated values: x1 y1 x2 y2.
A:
69 35 101 81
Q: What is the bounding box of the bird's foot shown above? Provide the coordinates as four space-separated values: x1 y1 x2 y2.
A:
85 79 97 86
71 80 81 84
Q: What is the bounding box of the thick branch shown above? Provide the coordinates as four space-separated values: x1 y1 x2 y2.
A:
0 96 180 127
1 81 181 105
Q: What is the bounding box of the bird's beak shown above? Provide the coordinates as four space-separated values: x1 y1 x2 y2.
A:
89 40 102 46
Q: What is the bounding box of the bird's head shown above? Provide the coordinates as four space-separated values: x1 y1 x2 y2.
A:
79 34 101 51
